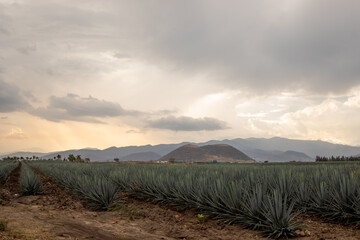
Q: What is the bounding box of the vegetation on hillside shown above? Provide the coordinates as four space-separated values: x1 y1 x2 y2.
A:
316 155 360 162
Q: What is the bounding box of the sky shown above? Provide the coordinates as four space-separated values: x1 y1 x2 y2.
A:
1 0 360 154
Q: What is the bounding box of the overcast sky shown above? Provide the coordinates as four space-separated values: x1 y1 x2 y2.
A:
1 0 360 153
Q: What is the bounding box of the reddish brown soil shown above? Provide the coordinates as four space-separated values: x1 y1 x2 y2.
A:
0 163 21 202
0 165 360 239
26 168 84 210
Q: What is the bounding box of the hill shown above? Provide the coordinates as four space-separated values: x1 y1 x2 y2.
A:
159 144 255 163
121 152 161 162
245 149 313 162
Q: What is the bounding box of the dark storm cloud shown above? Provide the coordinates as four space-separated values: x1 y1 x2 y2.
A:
0 25 8 35
3 1 360 94
0 79 30 112
147 116 228 131
109 0 360 94
32 94 141 123
17 44 37 55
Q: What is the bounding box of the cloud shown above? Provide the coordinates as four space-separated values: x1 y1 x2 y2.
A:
2 1 360 96
147 116 228 131
126 129 142 134
0 79 30 112
17 44 37 55
32 94 141 123
113 53 131 60
1 1 360 148
105 0 360 94
1 0 359 98
240 93 360 145
4 128 26 139
30 93 228 132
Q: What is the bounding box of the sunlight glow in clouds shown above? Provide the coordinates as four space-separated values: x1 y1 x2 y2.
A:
1 0 360 153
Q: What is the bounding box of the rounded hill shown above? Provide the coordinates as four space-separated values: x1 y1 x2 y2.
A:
159 144 255 163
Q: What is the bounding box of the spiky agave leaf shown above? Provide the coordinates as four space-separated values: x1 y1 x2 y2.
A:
261 191 302 239
326 174 360 223
79 176 119 210
241 185 268 230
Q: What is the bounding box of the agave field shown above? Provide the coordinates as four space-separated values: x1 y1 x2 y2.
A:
25 160 360 239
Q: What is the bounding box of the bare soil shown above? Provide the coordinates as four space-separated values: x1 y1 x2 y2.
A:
0 166 360 240
0 163 21 202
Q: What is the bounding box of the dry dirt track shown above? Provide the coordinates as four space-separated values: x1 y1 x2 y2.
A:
1 166 360 240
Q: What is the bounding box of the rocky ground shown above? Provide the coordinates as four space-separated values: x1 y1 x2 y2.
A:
0 165 360 240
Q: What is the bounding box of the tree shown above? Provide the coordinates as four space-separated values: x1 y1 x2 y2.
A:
68 154 76 162
76 155 82 163
114 158 120 163
57 154 61 160
84 158 90 163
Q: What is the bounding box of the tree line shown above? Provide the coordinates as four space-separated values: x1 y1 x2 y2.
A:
2 154 90 163
315 155 360 162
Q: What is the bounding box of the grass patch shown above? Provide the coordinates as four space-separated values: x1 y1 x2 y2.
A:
197 214 207 224
0 219 8 231
107 203 144 220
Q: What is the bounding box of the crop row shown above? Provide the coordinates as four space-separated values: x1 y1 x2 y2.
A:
0 161 18 184
30 161 118 210
20 163 42 195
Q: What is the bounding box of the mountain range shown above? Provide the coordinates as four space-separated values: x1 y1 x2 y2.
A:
2 137 360 162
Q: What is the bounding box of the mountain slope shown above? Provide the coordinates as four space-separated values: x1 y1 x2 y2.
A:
121 152 161 162
201 137 360 158
159 144 255 163
41 143 188 162
245 149 313 162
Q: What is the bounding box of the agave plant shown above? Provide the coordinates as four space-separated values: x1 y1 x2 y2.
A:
79 176 119 210
20 164 42 195
261 191 301 239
